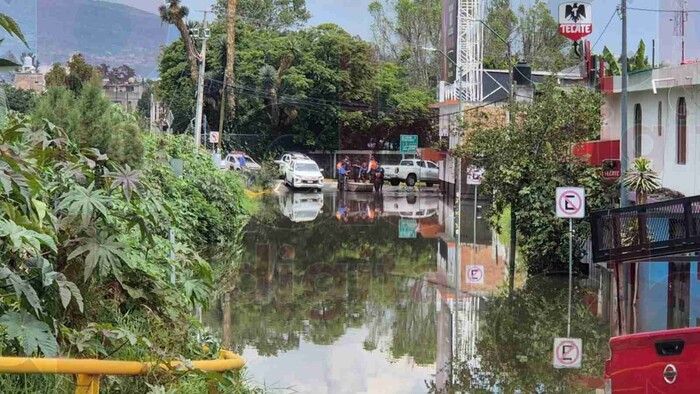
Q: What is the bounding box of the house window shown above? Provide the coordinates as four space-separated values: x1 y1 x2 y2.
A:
634 104 642 158
658 101 663 136
677 97 687 164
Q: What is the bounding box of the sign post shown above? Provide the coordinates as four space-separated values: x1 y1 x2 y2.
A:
558 2 593 41
400 135 419 154
467 167 485 256
553 338 583 369
556 187 585 344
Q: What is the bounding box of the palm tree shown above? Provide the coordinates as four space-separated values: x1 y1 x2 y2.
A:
623 157 661 205
622 157 661 333
159 0 199 81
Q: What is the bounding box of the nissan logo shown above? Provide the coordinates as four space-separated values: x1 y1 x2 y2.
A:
663 364 678 384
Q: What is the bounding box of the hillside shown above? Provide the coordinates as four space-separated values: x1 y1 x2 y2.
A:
2 0 170 77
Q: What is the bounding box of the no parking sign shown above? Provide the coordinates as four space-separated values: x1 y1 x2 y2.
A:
556 187 585 219
465 265 484 285
553 337 583 369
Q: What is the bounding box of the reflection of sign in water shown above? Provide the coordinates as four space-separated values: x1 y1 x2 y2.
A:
465 265 484 284
556 187 585 219
553 337 582 369
400 135 419 154
399 218 417 238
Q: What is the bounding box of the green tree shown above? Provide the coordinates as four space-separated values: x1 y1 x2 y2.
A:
217 0 311 30
368 0 442 90
461 84 614 274
602 40 651 76
66 53 97 93
44 63 67 88
483 0 517 69
33 86 144 165
2 84 36 113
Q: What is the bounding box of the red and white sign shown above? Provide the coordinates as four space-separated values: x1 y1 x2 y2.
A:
553 337 582 369
465 265 484 285
556 187 585 219
602 159 622 180
209 132 220 144
558 2 593 41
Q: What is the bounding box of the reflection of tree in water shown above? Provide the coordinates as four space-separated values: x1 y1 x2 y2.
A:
429 276 609 393
213 195 439 362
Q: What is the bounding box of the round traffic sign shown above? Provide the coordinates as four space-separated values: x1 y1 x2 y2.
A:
558 189 583 215
555 340 581 365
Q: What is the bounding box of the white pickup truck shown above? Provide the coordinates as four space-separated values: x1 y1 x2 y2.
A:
382 159 440 187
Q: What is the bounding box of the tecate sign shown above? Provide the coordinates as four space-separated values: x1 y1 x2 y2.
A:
558 2 592 41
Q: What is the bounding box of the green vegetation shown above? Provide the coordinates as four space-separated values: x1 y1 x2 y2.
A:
483 0 576 71
602 39 651 76
157 1 436 155
461 84 615 274
429 277 609 393
2 84 36 114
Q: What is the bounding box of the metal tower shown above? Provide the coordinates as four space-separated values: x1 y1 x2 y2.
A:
456 0 484 103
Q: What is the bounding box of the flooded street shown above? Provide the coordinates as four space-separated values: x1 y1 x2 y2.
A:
205 187 699 393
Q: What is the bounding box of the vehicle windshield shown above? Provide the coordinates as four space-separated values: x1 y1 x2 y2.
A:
295 163 319 172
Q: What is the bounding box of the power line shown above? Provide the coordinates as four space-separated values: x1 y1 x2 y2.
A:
592 9 618 50
628 6 700 13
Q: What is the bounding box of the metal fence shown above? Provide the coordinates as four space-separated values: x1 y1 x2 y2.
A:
590 196 700 263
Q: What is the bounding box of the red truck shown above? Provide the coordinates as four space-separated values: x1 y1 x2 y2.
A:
604 327 700 393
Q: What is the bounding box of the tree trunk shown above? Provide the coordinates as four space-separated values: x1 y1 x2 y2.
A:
219 0 237 150
508 207 516 295
173 18 200 81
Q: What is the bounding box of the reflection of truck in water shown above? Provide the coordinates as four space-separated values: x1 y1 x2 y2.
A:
382 195 438 219
278 192 324 222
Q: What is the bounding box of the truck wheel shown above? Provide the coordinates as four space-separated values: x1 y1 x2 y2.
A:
406 174 417 187
390 180 400 186
426 182 434 187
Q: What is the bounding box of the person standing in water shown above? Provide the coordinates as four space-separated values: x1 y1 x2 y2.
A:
373 162 385 193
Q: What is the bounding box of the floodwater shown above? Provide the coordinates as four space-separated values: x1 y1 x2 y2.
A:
205 187 700 393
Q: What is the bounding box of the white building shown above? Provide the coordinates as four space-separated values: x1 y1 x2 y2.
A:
598 63 700 197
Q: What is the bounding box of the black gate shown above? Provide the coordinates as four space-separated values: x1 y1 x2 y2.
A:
590 196 700 263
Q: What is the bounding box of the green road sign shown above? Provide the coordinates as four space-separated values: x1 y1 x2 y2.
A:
399 218 417 239
400 134 418 154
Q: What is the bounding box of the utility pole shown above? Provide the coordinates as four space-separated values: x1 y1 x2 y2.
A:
455 64 463 291
218 0 238 153
506 42 517 294
193 11 210 151
620 0 628 208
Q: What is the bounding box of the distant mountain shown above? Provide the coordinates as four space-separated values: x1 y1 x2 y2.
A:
1 0 171 78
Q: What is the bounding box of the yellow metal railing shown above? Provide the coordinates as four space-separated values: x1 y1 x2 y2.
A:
0 350 245 393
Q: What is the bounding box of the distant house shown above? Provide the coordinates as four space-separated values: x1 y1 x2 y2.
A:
13 54 45 93
102 79 144 112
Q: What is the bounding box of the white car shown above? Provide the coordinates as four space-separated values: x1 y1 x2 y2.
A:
382 159 440 187
274 152 310 178
284 159 324 191
220 152 261 172
279 192 324 222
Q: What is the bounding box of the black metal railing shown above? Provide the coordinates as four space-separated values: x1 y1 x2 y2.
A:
590 196 700 263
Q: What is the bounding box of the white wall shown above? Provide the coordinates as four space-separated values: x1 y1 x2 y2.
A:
603 85 700 197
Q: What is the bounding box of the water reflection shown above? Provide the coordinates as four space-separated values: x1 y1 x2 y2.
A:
207 191 443 392
208 189 616 392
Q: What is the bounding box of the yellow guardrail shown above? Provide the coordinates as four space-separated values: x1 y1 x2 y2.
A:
0 350 245 393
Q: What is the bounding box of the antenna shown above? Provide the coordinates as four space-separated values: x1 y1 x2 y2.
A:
673 0 688 63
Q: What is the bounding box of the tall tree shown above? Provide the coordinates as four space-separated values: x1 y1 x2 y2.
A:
483 0 517 69
218 0 311 30
159 0 200 81
368 0 442 90
219 0 238 146
517 1 570 71
44 63 68 88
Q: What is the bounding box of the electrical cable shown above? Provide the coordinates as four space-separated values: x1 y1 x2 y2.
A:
628 6 700 13
592 9 618 50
